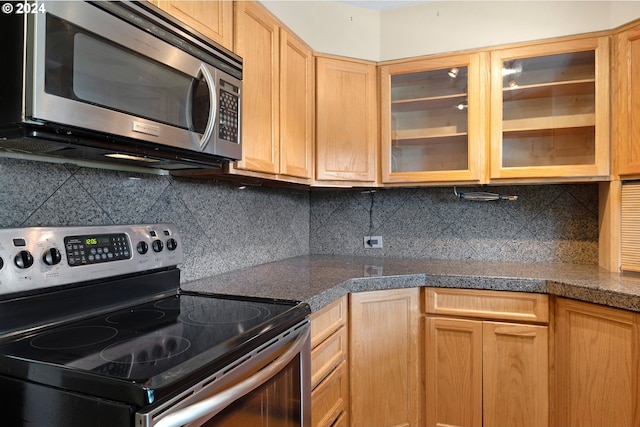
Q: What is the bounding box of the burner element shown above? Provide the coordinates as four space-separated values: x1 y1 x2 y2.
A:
181 304 266 325
31 326 118 350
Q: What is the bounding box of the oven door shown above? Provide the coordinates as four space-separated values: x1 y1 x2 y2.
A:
26 1 241 160
136 320 311 427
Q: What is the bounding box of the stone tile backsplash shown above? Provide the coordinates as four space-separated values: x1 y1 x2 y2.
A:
309 184 599 264
0 157 310 282
0 157 600 284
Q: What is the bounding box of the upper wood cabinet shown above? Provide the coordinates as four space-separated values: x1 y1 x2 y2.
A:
153 1 233 51
233 1 280 174
315 56 378 184
380 53 488 184
614 22 640 177
489 36 610 181
232 1 313 181
554 297 640 427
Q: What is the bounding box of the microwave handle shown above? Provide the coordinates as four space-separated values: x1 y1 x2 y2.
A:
197 64 217 149
154 324 309 427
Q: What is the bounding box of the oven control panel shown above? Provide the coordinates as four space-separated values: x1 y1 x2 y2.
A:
0 224 183 297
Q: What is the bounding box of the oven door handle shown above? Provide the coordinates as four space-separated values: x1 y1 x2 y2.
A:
154 324 309 427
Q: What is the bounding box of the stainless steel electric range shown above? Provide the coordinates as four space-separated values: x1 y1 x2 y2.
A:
0 224 311 427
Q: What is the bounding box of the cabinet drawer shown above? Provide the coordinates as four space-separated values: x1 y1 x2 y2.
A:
311 296 347 347
311 326 347 389
311 360 348 427
424 288 549 323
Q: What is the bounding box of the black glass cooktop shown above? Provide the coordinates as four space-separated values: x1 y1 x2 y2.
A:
0 291 309 405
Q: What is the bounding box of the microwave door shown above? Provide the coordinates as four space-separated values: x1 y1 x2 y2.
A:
189 65 217 153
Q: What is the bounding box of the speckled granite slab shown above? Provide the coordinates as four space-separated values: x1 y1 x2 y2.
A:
181 255 640 313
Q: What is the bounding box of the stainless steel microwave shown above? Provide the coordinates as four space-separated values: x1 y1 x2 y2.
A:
0 1 242 170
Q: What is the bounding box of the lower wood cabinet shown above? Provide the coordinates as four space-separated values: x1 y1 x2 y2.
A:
349 288 421 427
554 297 640 427
424 288 549 427
310 296 349 427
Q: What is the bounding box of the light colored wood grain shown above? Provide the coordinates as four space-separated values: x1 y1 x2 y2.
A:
424 288 549 323
279 28 314 179
315 56 377 182
155 1 233 50
425 316 483 427
350 288 421 427
554 297 639 427
311 360 348 427
489 36 610 180
621 181 640 272
380 52 487 184
615 24 640 176
483 322 549 427
233 1 280 174
311 326 347 389
310 296 347 348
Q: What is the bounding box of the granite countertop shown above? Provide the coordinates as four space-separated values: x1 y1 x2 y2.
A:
182 255 640 313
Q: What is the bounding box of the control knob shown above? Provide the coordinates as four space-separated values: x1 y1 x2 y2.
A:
14 250 34 269
166 238 178 251
152 240 163 253
137 241 149 255
0 257 3 270
42 248 62 266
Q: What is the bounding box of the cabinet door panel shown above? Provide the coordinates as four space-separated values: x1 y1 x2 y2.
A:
425 317 482 427
616 25 640 175
280 29 313 179
555 298 639 427
316 57 377 182
234 2 279 174
155 1 233 50
350 289 420 427
483 322 548 427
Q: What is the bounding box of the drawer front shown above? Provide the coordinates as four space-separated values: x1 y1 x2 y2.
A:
311 360 348 427
424 287 549 323
311 296 347 347
311 326 347 389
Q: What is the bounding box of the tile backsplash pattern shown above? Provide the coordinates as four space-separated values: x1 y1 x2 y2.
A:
0 157 310 282
309 184 599 264
1 157 600 284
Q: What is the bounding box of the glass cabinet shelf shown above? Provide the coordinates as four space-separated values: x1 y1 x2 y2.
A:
490 38 609 179
381 53 484 183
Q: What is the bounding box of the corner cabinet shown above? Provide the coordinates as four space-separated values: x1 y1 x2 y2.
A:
231 1 313 183
349 288 421 427
424 288 549 427
554 297 640 427
315 56 378 185
380 53 489 184
489 36 610 181
152 1 233 50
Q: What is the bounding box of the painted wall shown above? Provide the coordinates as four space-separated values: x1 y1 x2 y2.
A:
260 0 640 61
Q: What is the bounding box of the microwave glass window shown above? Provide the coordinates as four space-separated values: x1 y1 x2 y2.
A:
191 75 210 135
44 14 211 135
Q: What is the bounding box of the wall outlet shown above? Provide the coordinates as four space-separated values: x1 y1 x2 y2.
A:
364 236 383 249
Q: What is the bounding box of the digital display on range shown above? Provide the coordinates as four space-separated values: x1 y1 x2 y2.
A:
64 233 131 267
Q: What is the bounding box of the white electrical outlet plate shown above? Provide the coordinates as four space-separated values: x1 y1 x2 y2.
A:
364 236 383 249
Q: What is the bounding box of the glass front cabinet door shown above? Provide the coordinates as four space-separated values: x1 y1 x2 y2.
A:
489 37 610 180
380 53 488 184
